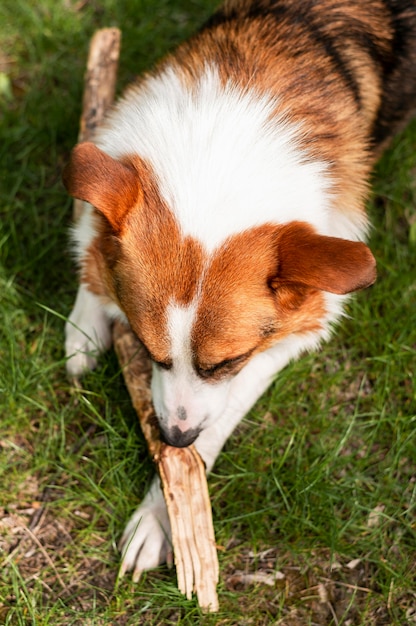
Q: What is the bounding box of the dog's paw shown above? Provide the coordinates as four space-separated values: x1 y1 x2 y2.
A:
65 284 112 378
119 480 172 582
65 321 111 377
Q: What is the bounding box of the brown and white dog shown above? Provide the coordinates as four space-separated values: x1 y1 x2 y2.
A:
63 0 416 580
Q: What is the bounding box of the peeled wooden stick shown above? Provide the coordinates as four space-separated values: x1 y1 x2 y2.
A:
73 28 219 612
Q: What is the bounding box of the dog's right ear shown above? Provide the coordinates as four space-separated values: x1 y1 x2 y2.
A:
62 142 142 231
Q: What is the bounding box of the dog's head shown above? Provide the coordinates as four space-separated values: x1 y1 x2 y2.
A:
64 142 376 446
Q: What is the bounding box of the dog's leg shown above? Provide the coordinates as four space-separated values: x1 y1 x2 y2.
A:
65 283 113 378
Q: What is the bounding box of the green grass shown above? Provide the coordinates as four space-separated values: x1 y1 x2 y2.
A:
0 1 415 624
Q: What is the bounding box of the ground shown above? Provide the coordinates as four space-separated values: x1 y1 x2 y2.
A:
0 0 415 624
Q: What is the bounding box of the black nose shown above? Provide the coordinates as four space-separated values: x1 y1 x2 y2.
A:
160 425 200 448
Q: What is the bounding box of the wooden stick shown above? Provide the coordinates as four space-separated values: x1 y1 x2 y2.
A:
73 28 219 612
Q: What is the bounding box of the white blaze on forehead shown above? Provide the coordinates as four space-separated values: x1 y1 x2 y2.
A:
166 301 198 367
152 299 232 433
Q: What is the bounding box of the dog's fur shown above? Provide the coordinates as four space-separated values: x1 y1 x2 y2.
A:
63 0 416 579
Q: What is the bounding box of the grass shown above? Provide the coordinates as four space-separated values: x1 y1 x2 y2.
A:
0 1 415 624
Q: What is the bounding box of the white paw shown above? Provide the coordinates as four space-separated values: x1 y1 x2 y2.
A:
119 479 172 582
65 320 111 376
65 284 112 378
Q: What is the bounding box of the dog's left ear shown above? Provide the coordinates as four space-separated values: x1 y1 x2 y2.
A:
271 221 376 295
62 142 142 231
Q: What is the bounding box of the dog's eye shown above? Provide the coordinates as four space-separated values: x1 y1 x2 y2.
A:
139 340 172 371
154 359 173 371
197 361 229 378
197 353 251 379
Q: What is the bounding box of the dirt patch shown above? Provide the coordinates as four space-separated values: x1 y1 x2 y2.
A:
224 546 416 625
0 476 117 621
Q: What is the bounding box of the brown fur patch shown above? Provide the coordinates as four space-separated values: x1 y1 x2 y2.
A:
106 160 206 363
192 221 375 379
80 214 120 304
193 226 280 370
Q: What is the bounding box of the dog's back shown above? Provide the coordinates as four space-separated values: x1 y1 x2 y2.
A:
200 0 416 153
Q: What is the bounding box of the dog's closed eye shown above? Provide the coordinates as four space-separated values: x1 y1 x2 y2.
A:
154 359 173 371
137 337 173 371
197 350 254 380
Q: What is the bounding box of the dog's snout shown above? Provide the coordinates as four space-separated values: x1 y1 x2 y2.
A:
160 425 200 448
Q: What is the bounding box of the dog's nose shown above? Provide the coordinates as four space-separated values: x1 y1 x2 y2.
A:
160 425 200 448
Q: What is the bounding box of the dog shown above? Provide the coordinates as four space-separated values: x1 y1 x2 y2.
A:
63 0 416 580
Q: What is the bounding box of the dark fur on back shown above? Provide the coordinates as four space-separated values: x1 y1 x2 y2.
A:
202 0 416 153
373 0 416 147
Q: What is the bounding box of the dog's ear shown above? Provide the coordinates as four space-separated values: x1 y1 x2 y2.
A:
62 142 141 231
270 221 376 295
